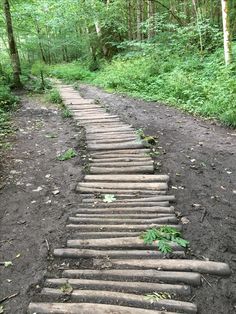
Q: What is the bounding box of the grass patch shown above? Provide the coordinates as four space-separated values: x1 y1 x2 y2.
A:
141 226 189 254
57 148 77 161
46 88 62 104
61 107 73 118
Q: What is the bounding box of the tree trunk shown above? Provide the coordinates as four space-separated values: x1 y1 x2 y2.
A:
136 0 141 40
3 0 22 88
221 0 232 65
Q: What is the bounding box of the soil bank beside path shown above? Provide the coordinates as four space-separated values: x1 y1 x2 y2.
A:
0 94 83 313
79 83 236 314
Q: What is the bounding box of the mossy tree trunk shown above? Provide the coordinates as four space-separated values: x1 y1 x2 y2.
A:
3 0 22 88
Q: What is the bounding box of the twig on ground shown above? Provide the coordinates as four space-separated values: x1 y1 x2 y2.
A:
200 208 207 222
0 293 19 304
202 275 212 287
45 239 50 251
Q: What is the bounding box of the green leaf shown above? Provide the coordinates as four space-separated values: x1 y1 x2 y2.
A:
57 148 77 161
103 194 116 203
158 240 172 254
60 282 73 294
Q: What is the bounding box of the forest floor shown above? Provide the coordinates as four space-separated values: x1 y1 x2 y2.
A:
0 87 235 313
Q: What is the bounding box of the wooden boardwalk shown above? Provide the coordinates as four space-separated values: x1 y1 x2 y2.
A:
28 84 230 314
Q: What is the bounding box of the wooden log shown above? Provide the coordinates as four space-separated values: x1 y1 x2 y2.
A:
62 269 201 286
112 259 231 276
84 174 169 182
90 166 154 174
74 206 174 214
28 302 177 314
40 289 197 313
77 187 165 194
88 142 144 151
90 157 151 162
67 236 181 250
91 148 150 155
53 248 184 258
68 216 178 225
79 201 171 207
66 223 180 231
46 278 190 295
86 127 133 134
75 213 172 218
90 162 154 168
78 182 167 190
64 98 94 104
70 231 143 239
88 139 139 146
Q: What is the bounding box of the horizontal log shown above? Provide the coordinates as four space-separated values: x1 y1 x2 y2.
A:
67 236 181 250
88 139 139 146
53 248 184 258
64 98 94 104
78 182 167 190
41 289 197 313
112 259 231 276
90 157 151 162
81 200 173 206
92 149 150 155
90 162 153 168
86 128 133 134
68 216 178 225
75 206 174 213
90 166 154 174
28 303 177 314
70 231 143 239
77 187 165 194
88 142 144 151
62 269 201 286
75 213 172 218
66 223 180 231
46 278 190 295
84 174 169 182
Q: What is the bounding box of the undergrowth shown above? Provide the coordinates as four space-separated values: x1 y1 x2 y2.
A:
48 42 236 128
57 148 77 161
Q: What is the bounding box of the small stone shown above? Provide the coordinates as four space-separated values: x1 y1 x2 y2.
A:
52 190 60 195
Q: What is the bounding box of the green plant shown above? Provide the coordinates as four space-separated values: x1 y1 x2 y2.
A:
144 292 171 303
141 226 189 254
46 89 62 104
61 107 73 118
103 194 116 203
57 148 77 161
60 282 73 294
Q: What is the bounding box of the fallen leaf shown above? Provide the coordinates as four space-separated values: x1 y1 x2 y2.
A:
103 194 116 203
4 261 13 268
32 186 43 192
15 254 21 258
52 190 60 195
181 217 190 224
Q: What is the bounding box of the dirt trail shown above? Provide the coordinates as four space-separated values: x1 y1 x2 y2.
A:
0 86 235 314
0 95 83 313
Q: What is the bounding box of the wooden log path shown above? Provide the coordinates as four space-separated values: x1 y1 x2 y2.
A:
28 84 231 314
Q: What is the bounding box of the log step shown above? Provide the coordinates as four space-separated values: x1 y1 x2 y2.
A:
84 174 170 182
40 289 197 313
66 236 182 250
78 182 167 190
62 269 202 286
68 216 178 225
90 166 154 174
112 259 231 276
73 206 175 213
28 303 177 314
53 248 185 258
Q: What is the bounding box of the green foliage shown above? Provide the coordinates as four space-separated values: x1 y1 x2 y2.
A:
90 43 236 128
49 62 95 83
46 89 62 104
60 282 73 294
61 107 73 118
141 226 189 254
57 148 77 161
144 292 171 303
103 194 116 203
0 84 19 146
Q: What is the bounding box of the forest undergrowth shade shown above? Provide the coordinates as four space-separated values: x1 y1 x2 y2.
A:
49 44 236 128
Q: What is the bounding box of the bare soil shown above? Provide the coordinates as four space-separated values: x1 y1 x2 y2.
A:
79 83 236 314
0 94 84 313
0 87 235 314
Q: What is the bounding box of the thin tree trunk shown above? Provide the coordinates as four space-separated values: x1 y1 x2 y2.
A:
221 0 232 65
3 0 22 88
137 0 141 40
